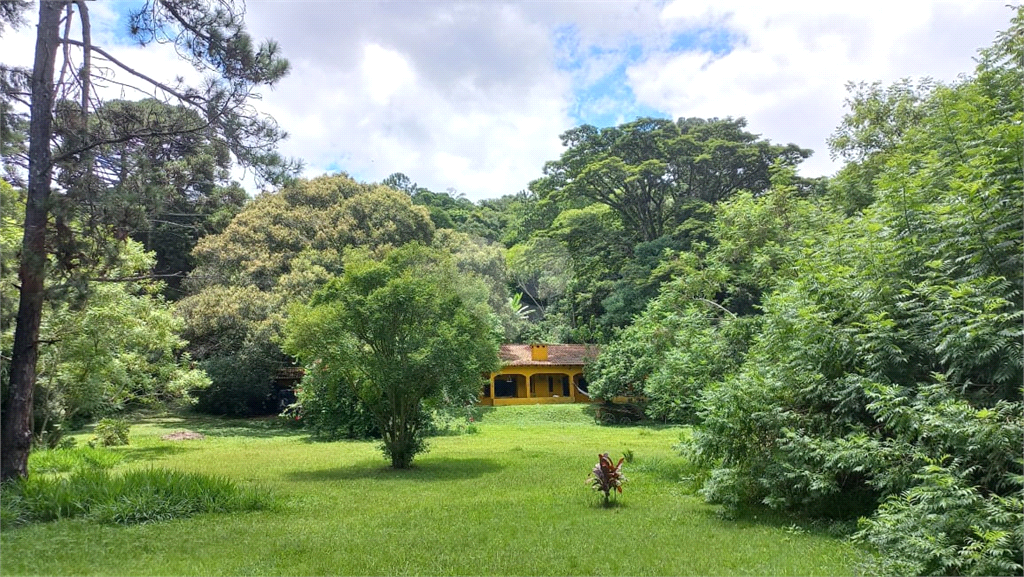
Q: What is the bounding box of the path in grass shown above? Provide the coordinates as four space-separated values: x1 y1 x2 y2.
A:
0 405 863 576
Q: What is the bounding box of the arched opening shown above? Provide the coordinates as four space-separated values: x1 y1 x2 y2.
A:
493 375 523 398
574 374 591 399
528 373 572 399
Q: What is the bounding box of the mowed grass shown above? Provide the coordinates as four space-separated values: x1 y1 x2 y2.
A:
0 405 862 575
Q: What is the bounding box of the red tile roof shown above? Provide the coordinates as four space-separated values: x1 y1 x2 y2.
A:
498 344 600 367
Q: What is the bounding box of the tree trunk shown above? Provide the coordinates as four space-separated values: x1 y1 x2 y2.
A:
1 1 64 481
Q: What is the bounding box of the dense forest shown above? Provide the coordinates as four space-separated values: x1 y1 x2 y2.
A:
1 3 1021 575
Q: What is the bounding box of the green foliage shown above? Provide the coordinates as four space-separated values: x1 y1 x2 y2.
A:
194 349 280 417
0 180 20 337
426 406 480 437
383 174 478 231
827 79 936 214
48 99 248 299
0 468 271 528
431 229 519 340
179 174 436 416
175 282 283 416
1 195 208 441
622 448 634 463
90 418 131 447
535 117 810 244
35 251 209 424
284 364 379 440
284 243 500 468
32 242 208 431
683 15 1023 576
589 453 627 505
584 175 819 421
853 460 1023 577
501 116 814 339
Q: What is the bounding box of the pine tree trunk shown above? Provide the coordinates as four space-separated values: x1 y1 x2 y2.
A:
1 1 65 481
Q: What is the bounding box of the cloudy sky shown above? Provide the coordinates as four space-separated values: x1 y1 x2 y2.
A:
1 1 1013 201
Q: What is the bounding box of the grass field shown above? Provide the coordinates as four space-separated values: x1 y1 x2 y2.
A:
0 405 863 575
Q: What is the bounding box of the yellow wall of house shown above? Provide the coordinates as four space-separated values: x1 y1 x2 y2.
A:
491 396 575 406
483 365 592 404
530 373 572 398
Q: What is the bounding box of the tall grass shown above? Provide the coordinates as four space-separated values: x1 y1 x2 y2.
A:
1 468 272 527
29 445 124 473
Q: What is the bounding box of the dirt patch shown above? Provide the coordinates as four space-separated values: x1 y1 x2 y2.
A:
161 430 205 441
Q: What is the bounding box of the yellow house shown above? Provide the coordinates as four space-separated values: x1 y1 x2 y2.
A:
480 344 599 406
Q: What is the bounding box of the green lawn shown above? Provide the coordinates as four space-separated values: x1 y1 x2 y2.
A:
0 405 863 575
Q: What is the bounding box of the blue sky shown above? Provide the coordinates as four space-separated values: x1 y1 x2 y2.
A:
556 30 664 128
0 1 1013 200
554 23 738 129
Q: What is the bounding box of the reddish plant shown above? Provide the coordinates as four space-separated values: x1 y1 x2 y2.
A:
589 453 627 504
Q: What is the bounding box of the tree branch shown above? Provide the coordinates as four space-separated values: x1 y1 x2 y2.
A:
86 272 185 283
75 0 90 122
51 122 212 164
56 3 73 101
694 298 737 319
61 38 205 107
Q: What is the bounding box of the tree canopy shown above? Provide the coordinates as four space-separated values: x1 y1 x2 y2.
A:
176 173 436 415
533 117 811 244
284 243 500 468
2 0 298 480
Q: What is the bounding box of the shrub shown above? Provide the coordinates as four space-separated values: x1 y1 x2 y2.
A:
589 453 627 505
854 460 1023 577
286 365 379 440
1 468 272 527
684 20 1024 574
90 418 130 447
426 406 479 437
195 353 278 416
622 448 634 463
282 243 499 469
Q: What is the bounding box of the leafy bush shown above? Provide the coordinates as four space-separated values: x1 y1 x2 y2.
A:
622 448 634 463
589 453 627 505
0 233 210 445
285 364 379 440
90 418 130 447
426 406 479 437
283 243 500 469
587 280 759 424
853 460 1023 577
1 468 272 527
195 352 278 416
683 16 1024 576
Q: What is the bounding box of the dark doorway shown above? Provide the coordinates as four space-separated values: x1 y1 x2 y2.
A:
494 378 517 398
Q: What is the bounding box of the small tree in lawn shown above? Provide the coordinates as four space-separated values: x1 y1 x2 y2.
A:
284 243 499 469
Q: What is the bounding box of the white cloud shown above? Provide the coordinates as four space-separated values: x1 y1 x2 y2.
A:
361 43 416 105
1 2 1015 199
239 2 574 199
636 1 1011 176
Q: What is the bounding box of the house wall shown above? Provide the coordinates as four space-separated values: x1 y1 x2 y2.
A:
482 365 592 404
